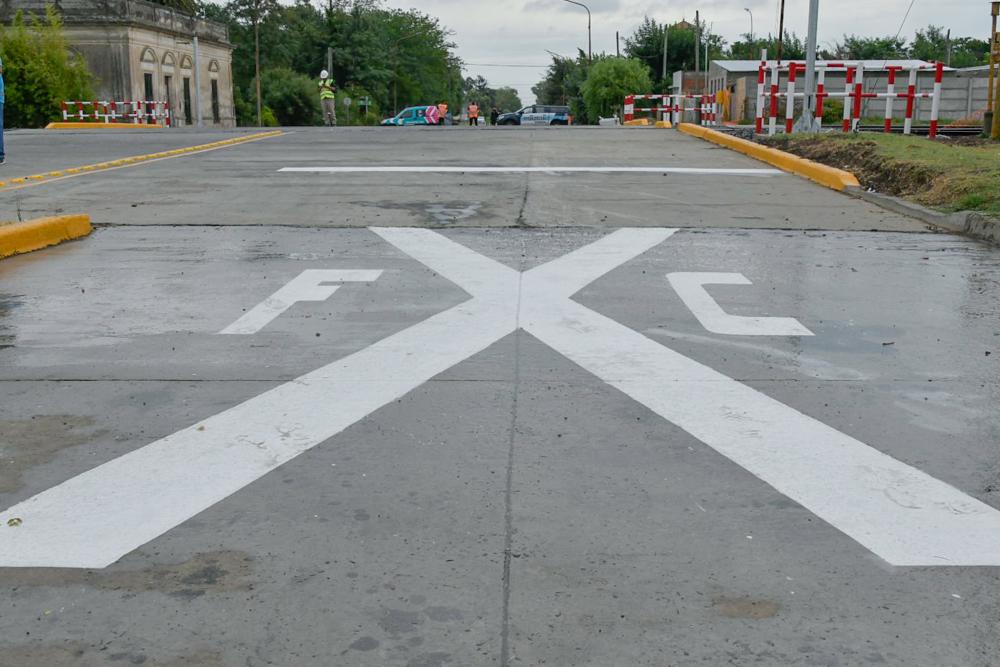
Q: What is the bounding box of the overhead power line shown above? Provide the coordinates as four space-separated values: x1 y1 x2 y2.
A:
464 63 550 68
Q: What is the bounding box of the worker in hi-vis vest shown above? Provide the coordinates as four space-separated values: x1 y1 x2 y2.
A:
318 70 337 126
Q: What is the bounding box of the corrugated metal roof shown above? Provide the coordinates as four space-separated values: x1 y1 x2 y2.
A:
712 59 949 73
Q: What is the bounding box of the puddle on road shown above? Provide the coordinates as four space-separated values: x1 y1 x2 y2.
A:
712 595 780 619
0 293 24 349
0 643 227 667
0 550 254 598
0 415 105 493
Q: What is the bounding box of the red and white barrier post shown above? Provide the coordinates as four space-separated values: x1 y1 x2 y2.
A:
815 68 826 129
884 67 899 132
928 61 943 139
842 67 854 132
784 63 800 133
768 62 780 135
851 63 865 131
623 95 635 123
754 53 767 134
903 69 917 135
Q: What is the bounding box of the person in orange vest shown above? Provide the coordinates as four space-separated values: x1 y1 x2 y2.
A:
437 102 448 126
467 101 479 126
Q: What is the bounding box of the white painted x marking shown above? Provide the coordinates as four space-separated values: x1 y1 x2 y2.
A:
2 228 1000 568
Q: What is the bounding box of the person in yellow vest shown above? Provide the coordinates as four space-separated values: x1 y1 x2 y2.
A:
437 102 448 126
468 102 479 126
318 70 337 126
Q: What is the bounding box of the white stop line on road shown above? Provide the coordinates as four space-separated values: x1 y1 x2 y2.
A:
3 228 1000 569
278 166 784 176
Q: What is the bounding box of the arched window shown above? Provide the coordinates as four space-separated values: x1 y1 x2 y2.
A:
179 55 193 70
140 47 157 64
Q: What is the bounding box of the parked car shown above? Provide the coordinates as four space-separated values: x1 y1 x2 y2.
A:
381 106 442 126
496 105 571 126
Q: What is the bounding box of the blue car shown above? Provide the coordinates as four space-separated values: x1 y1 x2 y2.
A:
381 106 441 126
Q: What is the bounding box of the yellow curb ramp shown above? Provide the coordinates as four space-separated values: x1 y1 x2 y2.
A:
0 130 284 191
45 122 165 130
0 214 92 259
676 123 860 192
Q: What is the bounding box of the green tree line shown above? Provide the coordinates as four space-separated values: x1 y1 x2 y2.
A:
199 0 520 126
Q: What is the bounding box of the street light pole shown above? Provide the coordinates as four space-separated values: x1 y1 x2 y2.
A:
794 0 821 132
744 8 753 46
560 0 591 62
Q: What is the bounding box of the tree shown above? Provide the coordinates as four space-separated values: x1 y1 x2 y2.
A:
581 57 651 121
260 67 320 125
830 35 907 60
201 0 463 125
460 77 521 112
624 17 723 88
492 87 522 113
910 25 948 63
948 37 989 68
532 51 591 121
231 0 280 126
0 8 92 128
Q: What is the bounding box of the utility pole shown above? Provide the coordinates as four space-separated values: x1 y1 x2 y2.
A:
254 19 262 127
662 23 668 86
327 47 333 76
945 29 952 66
694 10 700 81
794 0 821 132
776 0 786 64
616 31 620 57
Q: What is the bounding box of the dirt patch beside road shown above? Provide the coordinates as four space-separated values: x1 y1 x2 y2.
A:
759 133 1000 217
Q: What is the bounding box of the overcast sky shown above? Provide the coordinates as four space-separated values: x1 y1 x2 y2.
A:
381 0 988 105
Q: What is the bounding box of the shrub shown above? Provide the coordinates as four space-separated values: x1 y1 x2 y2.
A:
0 7 92 128
581 57 651 122
260 67 320 126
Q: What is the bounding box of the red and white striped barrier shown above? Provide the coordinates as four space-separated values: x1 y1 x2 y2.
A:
624 94 718 126
758 60 944 138
61 100 172 126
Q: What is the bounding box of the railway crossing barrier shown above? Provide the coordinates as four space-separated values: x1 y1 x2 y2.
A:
753 60 944 138
61 100 172 126
624 94 719 127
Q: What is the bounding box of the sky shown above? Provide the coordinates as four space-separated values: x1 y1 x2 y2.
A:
381 0 989 105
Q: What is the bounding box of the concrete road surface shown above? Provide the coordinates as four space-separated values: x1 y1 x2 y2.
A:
1 126 998 667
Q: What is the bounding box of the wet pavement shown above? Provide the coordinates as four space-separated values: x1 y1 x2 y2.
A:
0 128 999 667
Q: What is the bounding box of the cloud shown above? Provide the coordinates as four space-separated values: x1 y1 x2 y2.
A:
384 0 986 104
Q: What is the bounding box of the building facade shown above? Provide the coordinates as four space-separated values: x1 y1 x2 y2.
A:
2 0 235 127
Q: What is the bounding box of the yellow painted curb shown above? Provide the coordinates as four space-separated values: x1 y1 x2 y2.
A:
676 123 860 191
0 214 92 259
45 122 165 130
655 120 673 129
624 118 650 126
